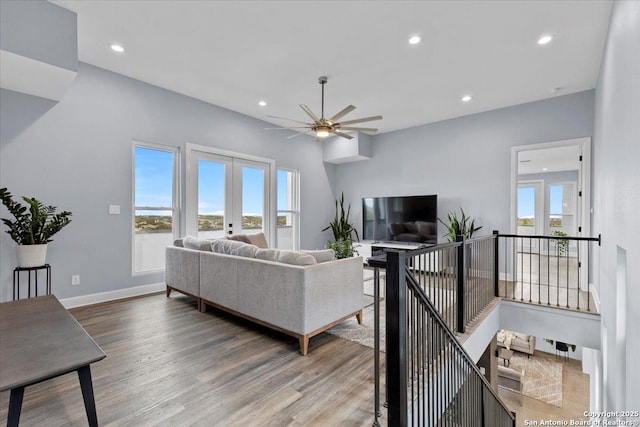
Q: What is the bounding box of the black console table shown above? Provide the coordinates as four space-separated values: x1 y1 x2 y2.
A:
13 264 51 301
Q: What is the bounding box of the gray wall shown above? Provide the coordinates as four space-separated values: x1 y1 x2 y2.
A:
593 0 640 412
0 63 337 301
0 0 77 71
335 90 595 241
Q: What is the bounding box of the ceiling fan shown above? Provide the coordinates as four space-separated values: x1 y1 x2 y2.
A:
265 76 383 141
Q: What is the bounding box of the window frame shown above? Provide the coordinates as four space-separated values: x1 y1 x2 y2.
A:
132 140 180 276
276 167 300 250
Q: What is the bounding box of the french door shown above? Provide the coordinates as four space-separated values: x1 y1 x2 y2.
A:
186 146 272 243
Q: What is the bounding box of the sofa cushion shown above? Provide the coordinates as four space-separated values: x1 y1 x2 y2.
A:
246 232 269 249
255 248 281 262
278 250 317 266
255 249 317 266
227 234 251 244
231 243 260 258
183 236 213 251
211 239 247 255
514 332 529 341
302 249 335 263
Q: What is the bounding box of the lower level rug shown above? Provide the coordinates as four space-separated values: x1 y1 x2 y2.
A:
508 353 563 407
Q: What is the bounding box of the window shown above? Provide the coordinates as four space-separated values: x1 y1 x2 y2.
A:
276 168 299 250
133 142 179 274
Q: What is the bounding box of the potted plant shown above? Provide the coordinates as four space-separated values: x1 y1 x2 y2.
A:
1 187 72 267
438 208 482 242
550 230 569 256
322 192 359 259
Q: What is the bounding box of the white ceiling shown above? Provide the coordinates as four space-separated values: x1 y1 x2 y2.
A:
53 0 612 134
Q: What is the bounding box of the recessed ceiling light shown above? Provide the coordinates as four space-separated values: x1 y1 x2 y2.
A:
551 87 563 93
110 44 125 53
408 35 421 45
461 95 472 102
537 35 553 45
542 168 549 171
258 100 267 107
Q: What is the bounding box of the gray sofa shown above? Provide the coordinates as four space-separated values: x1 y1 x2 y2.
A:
497 329 536 356
165 236 364 355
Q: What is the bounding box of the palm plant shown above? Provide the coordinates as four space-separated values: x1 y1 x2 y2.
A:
322 192 359 258
0 187 72 245
438 208 482 242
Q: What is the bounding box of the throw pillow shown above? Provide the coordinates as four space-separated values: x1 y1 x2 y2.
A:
278 250 317 266
174 238 184 247
227 234 251 244
246 232 269 249
302 249 335 263
183 236 214 251
211 239 247 255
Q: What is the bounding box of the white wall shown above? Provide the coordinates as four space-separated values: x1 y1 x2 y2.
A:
0 63 337 301
335 90 595 242
592 0 640 413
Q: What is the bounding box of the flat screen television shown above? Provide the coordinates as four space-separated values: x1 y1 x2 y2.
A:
362 195 437 244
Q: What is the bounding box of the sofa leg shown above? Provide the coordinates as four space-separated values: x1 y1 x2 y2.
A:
299 336 309 356
166 286 172 297
356 309 363 325
198 299 206 313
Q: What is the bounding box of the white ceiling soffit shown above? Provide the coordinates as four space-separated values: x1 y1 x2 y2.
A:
52 1 612 134
518 145 581 175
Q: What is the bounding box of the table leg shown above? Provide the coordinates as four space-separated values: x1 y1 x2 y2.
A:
7 386 25 427
77 365 99 427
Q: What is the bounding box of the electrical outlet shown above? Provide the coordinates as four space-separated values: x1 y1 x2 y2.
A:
109 205 120 215
72 275 80 286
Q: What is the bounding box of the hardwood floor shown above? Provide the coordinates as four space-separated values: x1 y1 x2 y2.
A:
0 294 381 426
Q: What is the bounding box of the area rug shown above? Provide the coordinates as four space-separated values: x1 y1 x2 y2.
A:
326 294 386 351
508 353 563 407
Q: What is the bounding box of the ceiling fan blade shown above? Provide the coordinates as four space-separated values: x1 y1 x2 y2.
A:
288 131 313 140
328 105 356 123
332 130 355 140
299 104 320 123
337 115 383 126
337 126 378 132
264 126 310 130
266 115 311 125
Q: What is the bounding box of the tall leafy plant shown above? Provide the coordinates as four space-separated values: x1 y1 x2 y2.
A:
0 187 72 245
322 192 359 258
438 208 482 242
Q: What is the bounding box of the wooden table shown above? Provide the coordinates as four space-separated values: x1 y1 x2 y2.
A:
0 295 106 426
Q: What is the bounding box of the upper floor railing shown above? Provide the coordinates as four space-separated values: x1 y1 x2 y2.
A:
495 232 601 312
385 248 515 426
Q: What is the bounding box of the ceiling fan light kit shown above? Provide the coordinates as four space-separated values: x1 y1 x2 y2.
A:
266 76 383 141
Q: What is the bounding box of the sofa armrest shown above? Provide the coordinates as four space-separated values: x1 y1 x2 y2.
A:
166 246 200 297
528 335 536 355
302 256 364 333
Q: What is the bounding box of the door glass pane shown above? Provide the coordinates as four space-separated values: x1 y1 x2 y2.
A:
198 160 226 239
517 186 535 235
241 166 264 233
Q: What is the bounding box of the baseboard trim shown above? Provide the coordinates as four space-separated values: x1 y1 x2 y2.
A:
60 282 165 309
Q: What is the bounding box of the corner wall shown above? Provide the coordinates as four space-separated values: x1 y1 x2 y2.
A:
592 0 640 413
